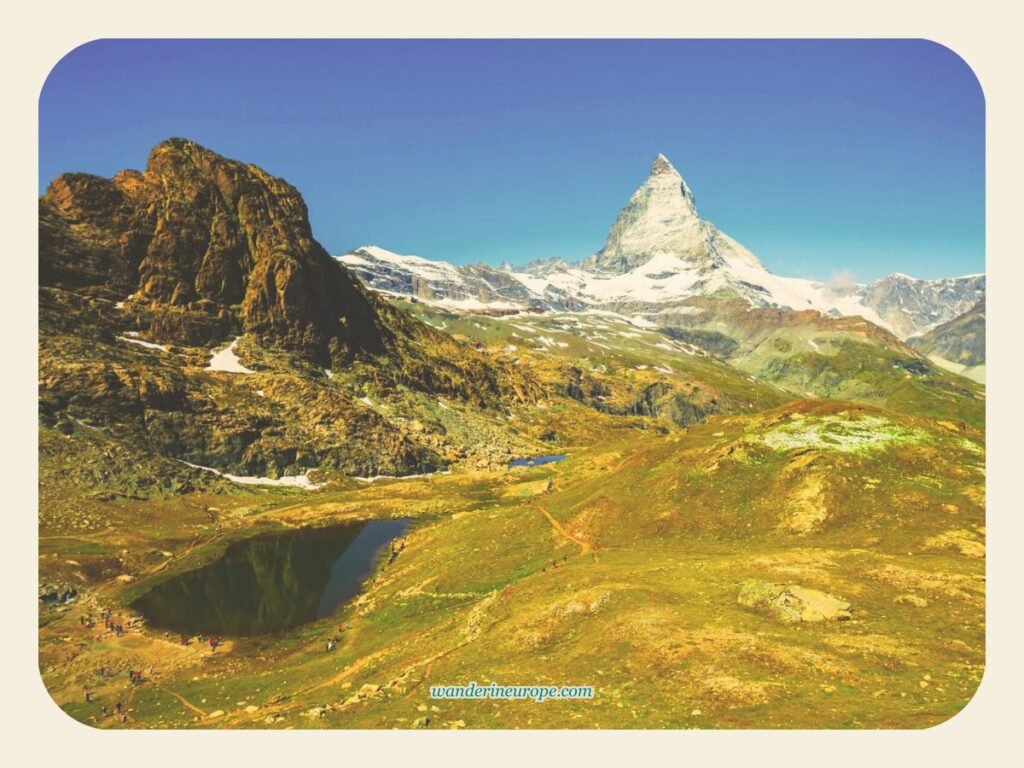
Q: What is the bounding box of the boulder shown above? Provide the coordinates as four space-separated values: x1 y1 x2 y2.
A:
737 580 851 623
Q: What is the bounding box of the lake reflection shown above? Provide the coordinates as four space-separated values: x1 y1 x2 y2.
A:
131 519 409 636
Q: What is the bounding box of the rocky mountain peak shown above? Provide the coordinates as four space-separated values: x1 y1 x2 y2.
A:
582 153 707 274
650 153 679 176
40 138 387 363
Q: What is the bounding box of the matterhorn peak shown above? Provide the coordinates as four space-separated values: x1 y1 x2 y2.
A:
584 153 706 273
648 153 695 203
650 153 679 177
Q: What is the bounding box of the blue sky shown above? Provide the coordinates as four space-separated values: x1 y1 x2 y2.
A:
39 39 984 282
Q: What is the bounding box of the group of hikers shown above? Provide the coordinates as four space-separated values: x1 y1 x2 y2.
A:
325 620 353 652
178 633 223 652
86 694 128 723
97 700 128 723
104 614 126 637
81 608 138 637
84 668 146 724
542 553 570 573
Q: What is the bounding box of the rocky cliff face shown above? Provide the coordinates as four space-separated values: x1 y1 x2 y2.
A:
41 138 386 362
908 299 985 366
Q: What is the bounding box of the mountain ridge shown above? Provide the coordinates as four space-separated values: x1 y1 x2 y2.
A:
336 154 984 341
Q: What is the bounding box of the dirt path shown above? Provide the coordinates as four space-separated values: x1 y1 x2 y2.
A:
532 502 593 556
152 682 208 718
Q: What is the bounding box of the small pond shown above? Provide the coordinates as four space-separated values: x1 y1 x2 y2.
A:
131 519 409 636
508 454 566 468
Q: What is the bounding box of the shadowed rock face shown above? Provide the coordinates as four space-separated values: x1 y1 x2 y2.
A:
908 299 986 366
40 138 386 363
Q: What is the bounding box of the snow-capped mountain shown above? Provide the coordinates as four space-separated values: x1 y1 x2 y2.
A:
583 153 723 273
338 246 532 311
335 155 984 339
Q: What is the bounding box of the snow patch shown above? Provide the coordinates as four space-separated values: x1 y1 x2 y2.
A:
206 337 255 374
181 461 323 490
118 334 168 352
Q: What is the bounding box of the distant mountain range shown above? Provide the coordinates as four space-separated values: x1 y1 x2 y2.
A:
337 154 984 342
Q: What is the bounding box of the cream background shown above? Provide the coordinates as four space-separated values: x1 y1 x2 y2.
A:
6 2 1021 765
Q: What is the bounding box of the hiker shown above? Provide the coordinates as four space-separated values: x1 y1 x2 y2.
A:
101 705 108 717
181 634 189 646
84 687 92 702
115 701 122 715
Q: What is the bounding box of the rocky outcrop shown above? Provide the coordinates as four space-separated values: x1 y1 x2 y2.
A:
908 299 985 366
41 138 386 361
737 580 852 624
40 139 544 404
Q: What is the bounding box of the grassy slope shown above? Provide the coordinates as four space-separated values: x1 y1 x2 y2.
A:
40 392 984 729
